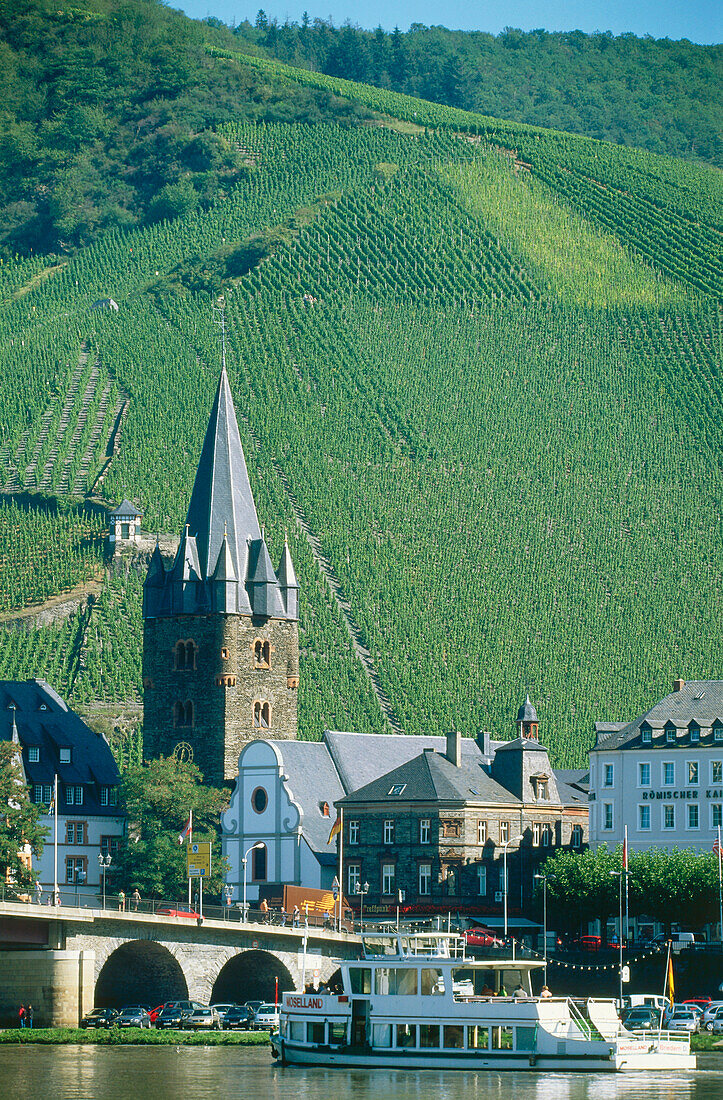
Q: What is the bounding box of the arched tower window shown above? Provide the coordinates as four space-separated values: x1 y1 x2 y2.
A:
253 700 271 729
253 639 271 669
174 701 193 728
252 844 267 881
174 640 197 670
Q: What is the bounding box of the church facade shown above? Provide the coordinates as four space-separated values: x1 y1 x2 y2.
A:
142 368 299 787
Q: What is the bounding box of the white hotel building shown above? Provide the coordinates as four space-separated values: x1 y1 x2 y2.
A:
588 679 723 853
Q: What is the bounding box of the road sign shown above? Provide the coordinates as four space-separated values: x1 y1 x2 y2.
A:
187 841 211 878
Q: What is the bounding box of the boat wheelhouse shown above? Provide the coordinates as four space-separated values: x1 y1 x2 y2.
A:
271 932 694 1072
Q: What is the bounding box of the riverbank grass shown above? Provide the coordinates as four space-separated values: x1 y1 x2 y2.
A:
0 1028 271 1045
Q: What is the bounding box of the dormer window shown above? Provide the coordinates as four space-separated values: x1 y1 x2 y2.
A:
665 723 677 744
28 747 39 763
714 722 723 743
689 723 700 744
388 784 407 796
59 747 71 764
641 726 652 744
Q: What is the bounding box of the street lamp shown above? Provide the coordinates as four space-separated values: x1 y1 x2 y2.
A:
610 870 624 1008
242 842 264 923
223 884 233 919
356 881 369 934
534 872 556 984
503 834 524 941
74 867 86 906
98 852 112 910
332 875 340 932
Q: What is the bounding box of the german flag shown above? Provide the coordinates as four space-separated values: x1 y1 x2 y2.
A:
666 953 675 1004
327 815 342 845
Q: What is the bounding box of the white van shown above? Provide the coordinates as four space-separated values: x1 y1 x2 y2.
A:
649 932 703 953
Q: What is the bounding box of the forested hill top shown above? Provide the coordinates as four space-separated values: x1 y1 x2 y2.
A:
0 0 721 257
233 18 722 168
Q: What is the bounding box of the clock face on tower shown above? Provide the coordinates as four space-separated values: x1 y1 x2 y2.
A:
173 742 194 763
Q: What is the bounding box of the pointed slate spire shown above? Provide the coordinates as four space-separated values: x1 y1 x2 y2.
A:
212 523 248 613
184 367 261 583
248 532 285 617
277 534 299 620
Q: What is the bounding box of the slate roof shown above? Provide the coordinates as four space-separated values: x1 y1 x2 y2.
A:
554 769 589 804
143 368 298 620
267 740 345 854
517 695 539 723
336 748 519 808
0 680 120 814
109 500 141 517
592 680 723 751
323 730 491 795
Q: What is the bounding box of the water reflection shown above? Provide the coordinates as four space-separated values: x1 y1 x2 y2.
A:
0 1046 720 1100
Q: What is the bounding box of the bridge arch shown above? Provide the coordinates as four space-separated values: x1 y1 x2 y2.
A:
210 949 294 1005
95 940 188 1008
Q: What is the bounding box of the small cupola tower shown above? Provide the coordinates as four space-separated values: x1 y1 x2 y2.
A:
516 694 539 740
108 500 142 549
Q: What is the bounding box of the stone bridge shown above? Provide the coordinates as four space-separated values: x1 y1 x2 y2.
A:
0 901 360 1027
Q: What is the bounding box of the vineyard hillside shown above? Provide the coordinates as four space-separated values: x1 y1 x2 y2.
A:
0 53 720 768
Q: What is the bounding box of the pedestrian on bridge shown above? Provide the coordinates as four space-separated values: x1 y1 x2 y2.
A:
34 881 42 905
131 888 141 912
118 890 125 911
292 905 300 927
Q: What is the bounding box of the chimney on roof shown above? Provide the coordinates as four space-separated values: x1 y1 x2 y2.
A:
446 730 462 768
673 678 685 693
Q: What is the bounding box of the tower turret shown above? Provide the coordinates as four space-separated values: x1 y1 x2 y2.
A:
516 694 539 740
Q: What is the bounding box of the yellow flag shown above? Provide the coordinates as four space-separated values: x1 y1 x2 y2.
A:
667 953 674 1004
327 816 342 845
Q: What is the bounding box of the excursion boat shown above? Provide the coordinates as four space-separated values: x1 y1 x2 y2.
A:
270 932 694 1072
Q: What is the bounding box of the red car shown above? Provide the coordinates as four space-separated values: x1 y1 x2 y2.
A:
575 935 602 951
156 905 201 920
683 997 712 1011
463 926 504 947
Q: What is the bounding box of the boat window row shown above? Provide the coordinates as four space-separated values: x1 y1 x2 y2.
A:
348 965 528 998
372 1023 537 1052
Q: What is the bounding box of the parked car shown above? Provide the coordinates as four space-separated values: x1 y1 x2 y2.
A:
621 1007 662 1031
210 1003 236 1024
463 927 504 948
245 1000 264 1017
575 935 602 952
182 1007 221 1031
79 1008 119 1030
223 1005 255 1031
667 1009 699 1033
155 1000 205 1029
156 905 201 920
711 1009 723 1036
704 1004 723 1030
682 996 712 1011
253 1003 280 1031
116 1007 152 1029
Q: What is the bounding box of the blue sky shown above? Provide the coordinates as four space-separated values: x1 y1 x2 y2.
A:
173 0 722 44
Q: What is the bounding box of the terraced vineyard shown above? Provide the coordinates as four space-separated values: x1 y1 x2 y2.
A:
0 57 720 764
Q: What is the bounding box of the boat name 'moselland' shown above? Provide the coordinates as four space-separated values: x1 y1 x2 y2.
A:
285 995 325 1010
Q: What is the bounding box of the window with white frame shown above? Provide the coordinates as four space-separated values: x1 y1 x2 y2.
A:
28 746 39 763
663 762 675 786
687 804 699 829
714 724 723 743
688 761 699 785
65 856 85 884
639 804 651 830
59 747 71 764
689 724 700 744
571 824 583 847
382 863 396 895
419 819 430 844
603 763 614 787
66 821 86 845
65 785 83 805
383 820 395 845
712 805 723 829
663 804 675 829
477 864 487 896
500 821 509 844
541 824 552 847
665 725 677 744
638 762 651 787
532 823 541 846
603 803 614 830
641 727 652 744
419 863 431 896
477 820 487 845
348 819 360 845
712 761 722 784
33 784 52 805
348 864 361 895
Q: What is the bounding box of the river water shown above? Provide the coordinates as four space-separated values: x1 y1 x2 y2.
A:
2 1046 722 1100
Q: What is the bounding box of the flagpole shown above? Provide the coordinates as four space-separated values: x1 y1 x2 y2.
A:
53 773 58 906
658 938 672 1044
338 808 344 933
624 824 629 946
187 809 193 907
713 827 717 941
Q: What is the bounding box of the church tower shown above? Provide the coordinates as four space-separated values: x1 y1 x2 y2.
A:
142 368 299 787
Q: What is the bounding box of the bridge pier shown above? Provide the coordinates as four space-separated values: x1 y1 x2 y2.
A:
0 948 95 1028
